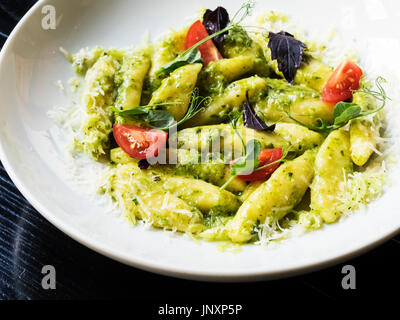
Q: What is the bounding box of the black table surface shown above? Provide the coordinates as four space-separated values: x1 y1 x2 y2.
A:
1 0 399 302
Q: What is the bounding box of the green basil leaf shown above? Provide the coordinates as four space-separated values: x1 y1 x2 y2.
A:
111 105 175 130
333 102 361 126
231 139 261 175
146 109 175 129
230 156 246 175
245 139 261 161
111 89 209 130
112 106 149 118
333 103 346 119
156 49 203 77
285 77 388 133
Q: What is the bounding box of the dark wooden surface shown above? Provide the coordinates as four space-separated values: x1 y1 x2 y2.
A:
0 0 399 302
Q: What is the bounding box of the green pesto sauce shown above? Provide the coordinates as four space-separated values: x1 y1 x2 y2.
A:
197 66 227 95
253 78 320 124
206 77 320 124
222 26 272 77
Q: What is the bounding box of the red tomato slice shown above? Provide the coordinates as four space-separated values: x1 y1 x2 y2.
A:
236 148 283 181
113 124 168 160
185 20 222 66
321 60 363 103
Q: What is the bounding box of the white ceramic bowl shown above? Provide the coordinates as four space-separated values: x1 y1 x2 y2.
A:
1 0 400 281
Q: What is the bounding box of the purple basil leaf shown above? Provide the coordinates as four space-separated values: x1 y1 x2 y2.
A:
268 31 307 84
203 6 230 51
138 159 150 170
243 91 275 131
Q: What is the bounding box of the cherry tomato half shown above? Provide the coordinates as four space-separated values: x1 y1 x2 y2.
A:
113 124 168 160
185 20 222 66
236 148 283 181
321 59 363 103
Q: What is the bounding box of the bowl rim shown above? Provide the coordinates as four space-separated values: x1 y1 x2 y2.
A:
0 0 399 282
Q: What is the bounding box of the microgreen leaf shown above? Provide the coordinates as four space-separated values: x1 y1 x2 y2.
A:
155 49 202 77
284 76 389 133
243 91 275 131
111 88 208 131
110 104 175 129
267 31 307 83
230 139 261 175
155 1 255 76
174 88 210 128
220 118 262 190
230 0 255 25
220 108 291 191
230 110 246 151
333 102 355 119
110 105 147 117
333 102 361 126
146 109 176 128
246 139 261 161
357 76 390 116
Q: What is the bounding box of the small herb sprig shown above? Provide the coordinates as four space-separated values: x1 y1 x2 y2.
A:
155 50 202 77
230 113 261 176
156 1 256 77
220 114 260 190
111 88 209 131
219 112 287 191
285 76 389 133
